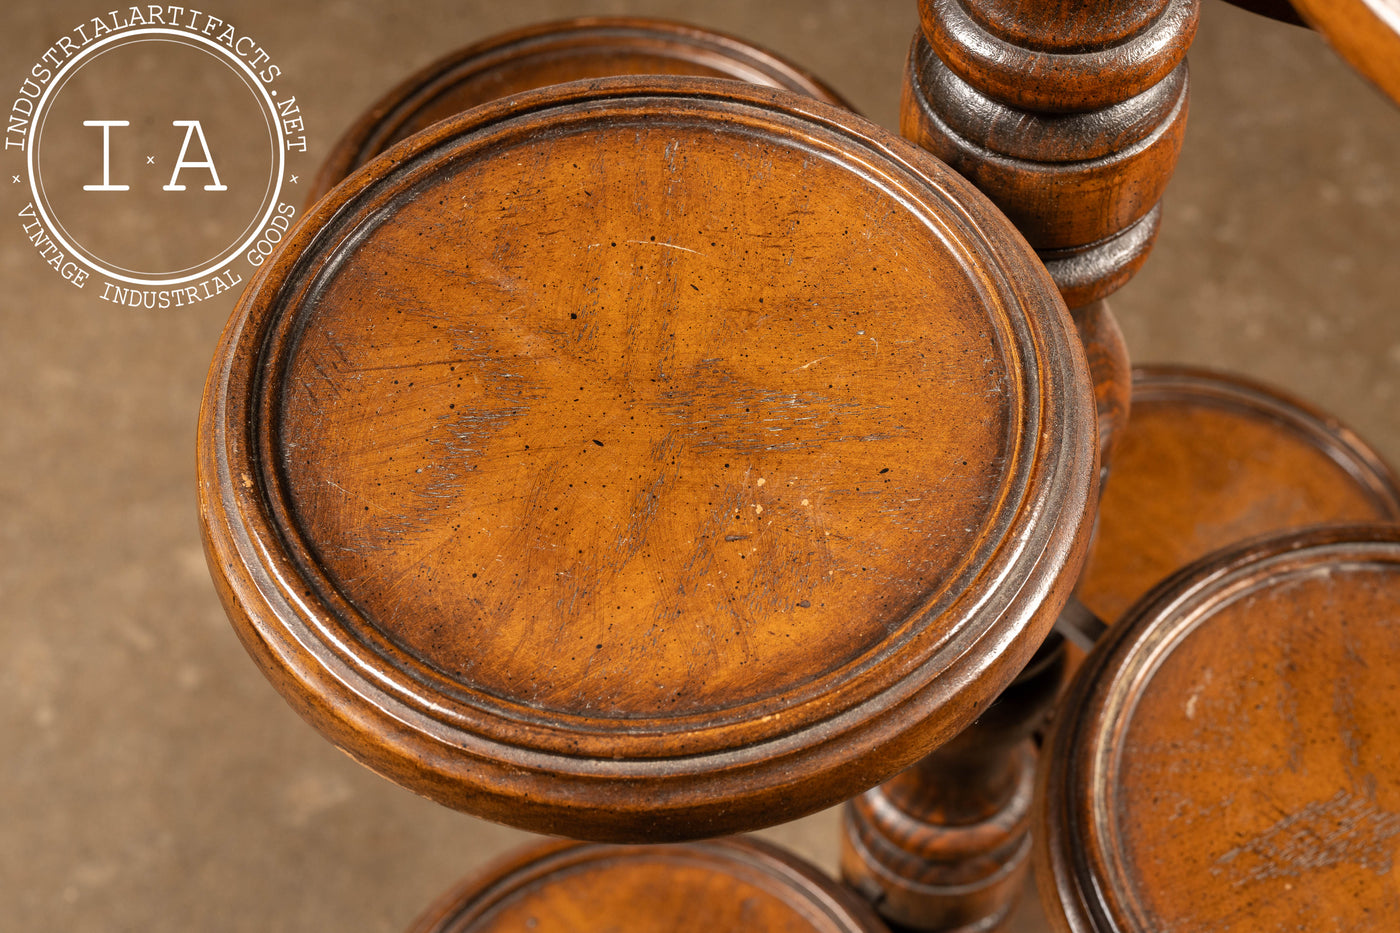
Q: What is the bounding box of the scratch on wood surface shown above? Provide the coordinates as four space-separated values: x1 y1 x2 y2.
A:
624 239 700 255
1212 790 1400 884
1183 667 1212 721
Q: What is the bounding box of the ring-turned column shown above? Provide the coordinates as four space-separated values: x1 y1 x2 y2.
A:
842 4 1199 930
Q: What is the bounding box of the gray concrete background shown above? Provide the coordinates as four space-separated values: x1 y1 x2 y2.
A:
2 2 1398 930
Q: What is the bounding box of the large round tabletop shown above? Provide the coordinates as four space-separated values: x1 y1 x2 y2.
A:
198 77 1095 841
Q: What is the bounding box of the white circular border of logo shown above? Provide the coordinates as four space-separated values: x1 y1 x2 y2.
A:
25 27 286 288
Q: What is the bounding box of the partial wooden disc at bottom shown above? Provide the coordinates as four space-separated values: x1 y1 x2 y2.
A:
1040 525 1400 933
408 838 888 933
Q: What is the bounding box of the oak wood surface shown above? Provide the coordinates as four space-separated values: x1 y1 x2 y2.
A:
1039 525 1400 932
1077 365 1400 623
310 17 850 203
406 837 889 933
199 77 1097 843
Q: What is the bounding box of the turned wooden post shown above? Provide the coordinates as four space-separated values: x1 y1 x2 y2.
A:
843 634 1066 932
903 0 1197 307
842 3 1197 930
903 0 1198 467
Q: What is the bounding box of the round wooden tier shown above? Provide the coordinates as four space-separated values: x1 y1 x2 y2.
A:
1077 365 1400 623
309 17 850 201
198 77 1096 841
406 838 888 933
1039 524 1400 932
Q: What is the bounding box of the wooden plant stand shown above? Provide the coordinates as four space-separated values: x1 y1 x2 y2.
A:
199 74 1095 929
197 7 1400 932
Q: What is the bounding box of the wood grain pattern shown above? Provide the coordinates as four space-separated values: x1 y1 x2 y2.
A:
1039 525 1400 932
406 837 889 933
902 37 1187 251
1077 366 1400 624
198 77 1096 842
837 5 1164 926
310 17 850 203
919 0 1197 112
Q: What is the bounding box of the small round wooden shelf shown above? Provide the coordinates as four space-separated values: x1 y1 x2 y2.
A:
406 838 888 933
199 77 1095 842
1039 524 1400 932
1077 365 1400 623
310 17 850 202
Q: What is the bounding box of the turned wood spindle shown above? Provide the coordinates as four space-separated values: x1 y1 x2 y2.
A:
843 3 1198 930
842 634 1066 933
902 0 1198 307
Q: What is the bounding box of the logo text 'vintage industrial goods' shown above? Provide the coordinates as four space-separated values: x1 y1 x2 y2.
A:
7 7 308 307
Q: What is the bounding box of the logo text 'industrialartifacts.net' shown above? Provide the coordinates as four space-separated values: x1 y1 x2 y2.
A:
7 6 308 307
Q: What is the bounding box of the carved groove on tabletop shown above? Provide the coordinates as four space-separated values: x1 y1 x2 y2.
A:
199 77 1098 843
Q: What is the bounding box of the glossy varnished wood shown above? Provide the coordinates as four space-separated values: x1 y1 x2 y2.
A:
836 305 1125 933
838 5 1171 927
842 636 1065 932
1077 366 1400 623
1039 525 1400 932
310 17 849 202
918 0 1197 113
407 837 888 933
199 78 1097 842
903 0 1198 306
1072 301 1131 486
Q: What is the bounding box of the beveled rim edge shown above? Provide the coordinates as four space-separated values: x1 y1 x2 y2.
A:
405 836 887 933
201 75 1095 837
1040 522 1400 932
310 16 853 202
1128 364 1400 519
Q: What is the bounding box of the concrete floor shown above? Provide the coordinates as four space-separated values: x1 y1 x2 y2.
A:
3 2 1399 930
